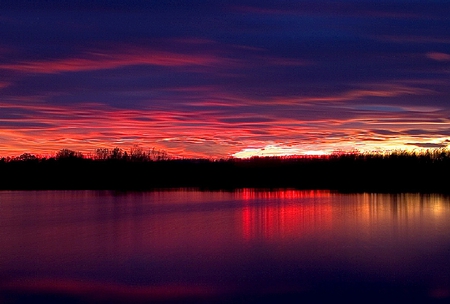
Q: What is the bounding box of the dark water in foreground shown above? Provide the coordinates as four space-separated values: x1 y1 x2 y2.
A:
1 190 450 303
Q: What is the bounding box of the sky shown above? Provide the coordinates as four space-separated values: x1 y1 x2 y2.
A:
0 0 449 158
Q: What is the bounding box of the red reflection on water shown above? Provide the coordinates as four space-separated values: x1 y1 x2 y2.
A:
240 190 333 241
240 189 331 201
243 204 252 241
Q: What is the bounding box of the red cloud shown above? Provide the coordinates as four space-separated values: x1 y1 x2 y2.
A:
0 47 220 74
0 77 448 159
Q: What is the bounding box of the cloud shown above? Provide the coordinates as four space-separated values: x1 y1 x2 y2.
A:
406 142 449 149
375 35 450 44
371 129 400 136
0 47 220 74
261 57 311 67
235 2 447 20
426 52 450 61
1 96 448 158
0 1 449 158
256 82 434 106
1 72 448 158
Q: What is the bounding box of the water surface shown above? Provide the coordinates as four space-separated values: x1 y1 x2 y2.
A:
1 190 449 303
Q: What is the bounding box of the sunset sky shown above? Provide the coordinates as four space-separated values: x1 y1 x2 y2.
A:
1 0 449 158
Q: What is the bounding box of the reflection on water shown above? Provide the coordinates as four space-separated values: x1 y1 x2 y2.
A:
240 190 334 241
0 190 450 303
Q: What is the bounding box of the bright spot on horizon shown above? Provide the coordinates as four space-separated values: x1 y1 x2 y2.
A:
231 140 450 159
232 144 330 158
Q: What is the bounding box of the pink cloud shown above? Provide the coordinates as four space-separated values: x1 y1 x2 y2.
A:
0 47 221 74
0 78 448 159
427 52 450 61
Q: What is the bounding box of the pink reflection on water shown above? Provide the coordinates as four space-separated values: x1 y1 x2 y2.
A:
1 191 450 302
0 278 220 303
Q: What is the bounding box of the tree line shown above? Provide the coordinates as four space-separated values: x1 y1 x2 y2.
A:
0 148 449 192
1 146 169 162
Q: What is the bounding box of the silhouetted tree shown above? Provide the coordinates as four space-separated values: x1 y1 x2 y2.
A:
18 153 37 161
0 147 449 191
109 147 123 160
56 149 83 159
149 147 169 161
96 148 109 160
130 145 146 161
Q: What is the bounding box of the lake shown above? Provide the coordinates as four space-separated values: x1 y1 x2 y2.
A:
0 190 449 303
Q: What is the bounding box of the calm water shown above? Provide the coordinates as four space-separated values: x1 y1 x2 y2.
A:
1 190 450 303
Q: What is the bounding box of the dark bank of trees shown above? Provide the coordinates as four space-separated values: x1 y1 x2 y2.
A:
0 148 449 192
